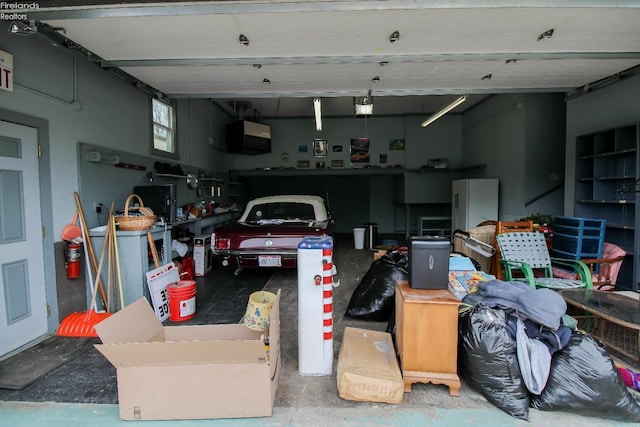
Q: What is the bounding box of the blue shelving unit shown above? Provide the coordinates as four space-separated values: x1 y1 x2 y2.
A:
551 216 606 270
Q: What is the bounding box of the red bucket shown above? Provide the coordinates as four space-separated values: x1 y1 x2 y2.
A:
167 280 197 322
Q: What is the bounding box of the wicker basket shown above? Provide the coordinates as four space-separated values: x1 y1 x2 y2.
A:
115 194 156 231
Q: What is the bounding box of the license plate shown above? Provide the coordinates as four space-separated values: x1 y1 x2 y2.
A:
258 255 282 267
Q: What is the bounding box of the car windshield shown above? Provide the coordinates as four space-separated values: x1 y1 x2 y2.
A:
245 202 316 223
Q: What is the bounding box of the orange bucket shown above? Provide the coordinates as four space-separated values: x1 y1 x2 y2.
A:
167 280 197 322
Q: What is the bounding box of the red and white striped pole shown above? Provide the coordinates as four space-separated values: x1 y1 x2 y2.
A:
322 246 333 372
297 236 334 376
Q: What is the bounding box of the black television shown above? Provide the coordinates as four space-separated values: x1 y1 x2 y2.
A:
133 184 176 223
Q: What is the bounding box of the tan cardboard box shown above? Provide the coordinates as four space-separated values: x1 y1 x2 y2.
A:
94 291 280 421
337 326 404 404
193 235 212 276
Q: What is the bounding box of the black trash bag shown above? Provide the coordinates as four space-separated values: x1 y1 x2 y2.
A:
386 304 396 336
531 332 640 422
458 304 530 421
344 250 407 322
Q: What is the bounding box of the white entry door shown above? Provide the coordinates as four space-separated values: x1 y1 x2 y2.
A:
0 121 48 357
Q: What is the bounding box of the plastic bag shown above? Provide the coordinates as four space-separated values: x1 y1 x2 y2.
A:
531 332 640 422
344 250 407 322
458 304 530 420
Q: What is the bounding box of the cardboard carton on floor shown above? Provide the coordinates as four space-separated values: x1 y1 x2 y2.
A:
193 235 212 276
337 326 404 404
94 291 281 421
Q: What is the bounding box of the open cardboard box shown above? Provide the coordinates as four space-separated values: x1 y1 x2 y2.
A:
94 290 281 421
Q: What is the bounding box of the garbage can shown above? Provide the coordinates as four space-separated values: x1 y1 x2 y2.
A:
353 228 365 249
364 222 378 249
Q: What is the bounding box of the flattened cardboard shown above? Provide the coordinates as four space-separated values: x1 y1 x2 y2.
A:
337 327 404 404
94 291 281 420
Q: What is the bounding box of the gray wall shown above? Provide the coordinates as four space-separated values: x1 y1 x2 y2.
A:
565 73 640 214
462 93 566 220
523 93 566 216
0 25 235 236
234 114 464 234
564 73 640 288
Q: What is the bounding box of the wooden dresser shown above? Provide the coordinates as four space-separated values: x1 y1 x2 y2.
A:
395 280 461 396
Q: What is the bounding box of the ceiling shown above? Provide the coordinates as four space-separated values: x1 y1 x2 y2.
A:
24 1 640 119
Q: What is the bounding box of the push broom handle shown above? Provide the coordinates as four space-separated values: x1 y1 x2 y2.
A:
147 231 161 268
87 211 111 316
74 192 108 307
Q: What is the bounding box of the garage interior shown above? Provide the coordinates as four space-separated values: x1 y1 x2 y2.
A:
1 1 640 425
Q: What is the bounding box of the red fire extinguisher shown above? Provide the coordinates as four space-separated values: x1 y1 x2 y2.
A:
65 243 81 279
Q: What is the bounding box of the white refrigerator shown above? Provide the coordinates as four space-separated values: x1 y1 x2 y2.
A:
451 179 499 231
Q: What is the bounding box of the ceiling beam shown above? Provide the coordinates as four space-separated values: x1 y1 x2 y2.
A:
105 51 640 68
168 87 573 100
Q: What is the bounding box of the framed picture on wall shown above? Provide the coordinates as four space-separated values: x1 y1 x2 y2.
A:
350 137 370 163
389 139 405 150
298 144 308 153
332 145 343 152
297 160 310 168
316 161 326 169
380 154 387 164
331 159 344 168
313 139 328 157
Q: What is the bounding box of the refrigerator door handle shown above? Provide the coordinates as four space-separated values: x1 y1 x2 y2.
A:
453 192 458 209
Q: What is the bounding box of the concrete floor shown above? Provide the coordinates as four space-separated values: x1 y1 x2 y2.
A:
0 234 637 426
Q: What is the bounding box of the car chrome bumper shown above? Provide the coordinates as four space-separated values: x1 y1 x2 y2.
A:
213 249 298 268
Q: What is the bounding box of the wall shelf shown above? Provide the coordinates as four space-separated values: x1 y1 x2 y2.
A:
230 165 485 177
574 121 639 289
231 167 404 177
156 173 224 182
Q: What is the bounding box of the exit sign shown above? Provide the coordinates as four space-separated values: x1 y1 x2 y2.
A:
0 50 13 92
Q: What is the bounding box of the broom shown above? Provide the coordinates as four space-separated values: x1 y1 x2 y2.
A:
57 205 115 337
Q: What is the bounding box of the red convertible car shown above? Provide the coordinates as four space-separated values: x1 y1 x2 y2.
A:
212 195 335 274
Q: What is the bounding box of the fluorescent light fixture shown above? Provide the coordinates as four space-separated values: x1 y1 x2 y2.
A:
313 98 322 131
421 95 467 128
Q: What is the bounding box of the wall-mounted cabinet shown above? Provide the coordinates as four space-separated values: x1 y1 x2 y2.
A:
574 122 639 289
